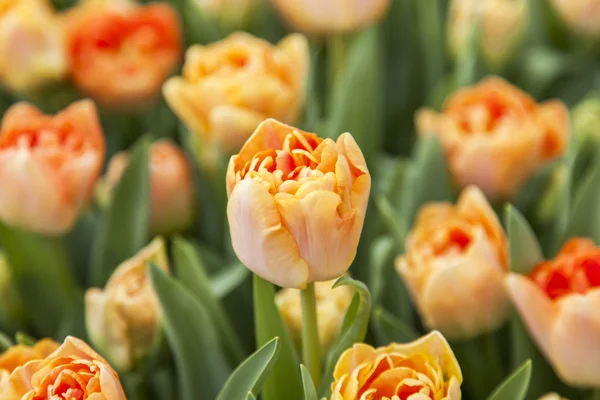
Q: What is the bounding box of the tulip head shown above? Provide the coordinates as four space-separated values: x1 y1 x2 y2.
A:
0 0 68 94
416 77 569 201
226 119 371 289
1 336 126 399
163 32 309 155
85 237 169 371
272 0 391 35
276 278 354 354
331 331 462 400
396 186 509 339
506 238 600 387
66 1 182 107
102 139 196 236
0 99 104 235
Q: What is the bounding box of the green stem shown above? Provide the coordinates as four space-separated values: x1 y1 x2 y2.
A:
301 282 321 388
327 34 348 112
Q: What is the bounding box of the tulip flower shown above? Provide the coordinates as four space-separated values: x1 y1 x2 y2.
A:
331 331 462 399
0 0 68 94
276 278 354 354
550 0 600 38
0 339 58 374
396 186 509 339
1 336 126 399
416 77 569 201
226 119 371 289
101 139 196 235
163 32 309 155
271 0 391 35
85 237 169 371
448 0 528 68
66 0 182 107
0 99 104 235
506 238 600 387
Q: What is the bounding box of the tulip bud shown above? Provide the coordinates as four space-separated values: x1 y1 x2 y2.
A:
226 119 371 289
275 279 353 354
572 96 600 144
192 0 259 32
396 186 509 339
271 0 391 35
549 0 600 38
0 99 105 235
101 139 196 236
506 238 600 387
448 0 528 69
0 254 25 332
85 237 169 371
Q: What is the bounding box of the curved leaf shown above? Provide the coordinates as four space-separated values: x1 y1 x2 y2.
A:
0 331 12 351
211 262 250 300
563 155 600 244
505 205 544 274
301 365 318 400
216 338 280 400
486 360 532 400
371 307 419 345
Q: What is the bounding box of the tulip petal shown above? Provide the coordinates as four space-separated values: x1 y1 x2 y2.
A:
163 77 210 138
235 119 296 166
276 33 309 92
228 178 309 288
210 105 268 152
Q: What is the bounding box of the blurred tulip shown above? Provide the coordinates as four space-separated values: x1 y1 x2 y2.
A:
271 0 390 35
416 77 569 201
0 339 58 374
226 119 370 289
66 0 182 107
396 186 509 339
193 0 259 31
572 96 600 143
331 331 462 399
550 0 600 38
163 32 309 155
0 99 104 235
101 139 195 236
506 238 600 387
448 0 528 69
539 394 568 400
1 336 126 399
85 237 168 371
0 0 67 94
276 278 353 354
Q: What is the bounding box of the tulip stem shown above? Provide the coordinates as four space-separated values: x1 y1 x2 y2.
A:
301 282 321 387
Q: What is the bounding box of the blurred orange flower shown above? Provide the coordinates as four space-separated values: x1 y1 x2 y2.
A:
66 0 182 107
0 100 104 235
0 339 58 374
416 77 569 201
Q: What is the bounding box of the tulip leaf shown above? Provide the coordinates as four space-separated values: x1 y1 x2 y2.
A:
486 360 532 400
505 205 544 275
149 264 231 400
246 393 256 400
301 365 318 400
371 307 419 345
216 337 280 400
374 197 405 248
253 275 303 400
369 235 396 306
0 224 78 337
15 332 36 346
0 331 12 351
318 276 371 398
90 136 151 287
415 0 445 95
211 262 251 300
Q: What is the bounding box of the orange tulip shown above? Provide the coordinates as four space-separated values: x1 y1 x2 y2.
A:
226 119 371 289
163 32 309 154
1 336 126 400
506 238 600 387
0 339 58 374
550 0 600 37
0 0 67 93
66 0 182 107
331 331 462 400
416 77 569 201
0 99 104 235
396 186 509 339
102 139 195 235
272 0 390 35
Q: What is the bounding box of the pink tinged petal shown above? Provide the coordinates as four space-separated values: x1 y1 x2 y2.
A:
235 119 295 165
550 291 600 387
505 273 557 362
336 132 369 175
99 364 126 399
227 178 309 288
275 190 360 283
444 376 462 400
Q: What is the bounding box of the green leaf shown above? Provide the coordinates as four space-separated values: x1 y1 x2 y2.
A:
0 224 78 337
253 275 303 400
216 338 280 400
371 307 419 345
506 205 544 274
486 360 532 400
374 197 405 247
369 236 396 306
91 137 150 286
246 393 256 400
169 0 222 44
211 262 251 300
0 331 12 351
172 237 245 363
15 332 36 346
415 0 445 95
318 277 371 398
300 365 318 400
149 264 231 400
